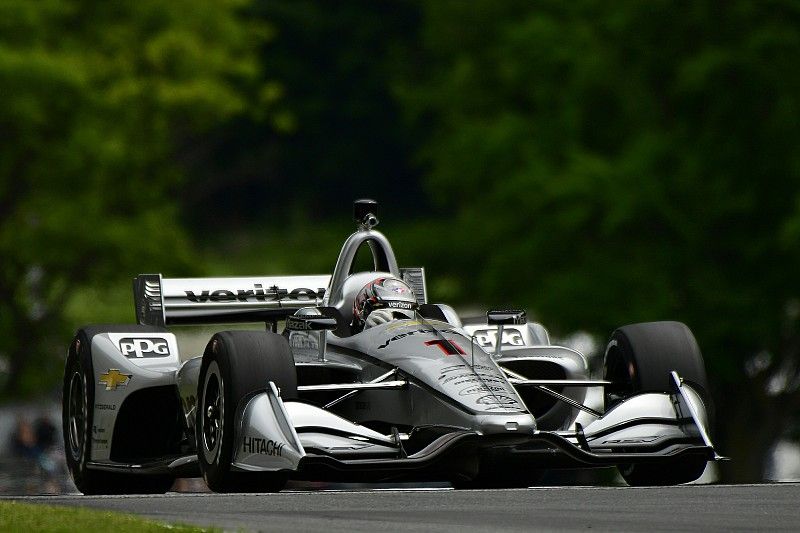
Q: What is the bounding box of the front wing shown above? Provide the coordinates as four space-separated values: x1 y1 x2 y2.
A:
230 374 721 482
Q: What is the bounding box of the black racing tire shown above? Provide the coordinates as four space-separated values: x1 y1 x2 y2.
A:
602 321 712 486
196 330 296 493
62 328 174 495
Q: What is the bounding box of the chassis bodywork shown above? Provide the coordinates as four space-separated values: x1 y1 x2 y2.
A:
69 208 722 487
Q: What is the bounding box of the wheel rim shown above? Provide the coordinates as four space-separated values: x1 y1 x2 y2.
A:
67 371 85 462
201 361 224 464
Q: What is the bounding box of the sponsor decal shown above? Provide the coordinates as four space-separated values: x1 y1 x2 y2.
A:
438 364 507 386
184 284 325 303
242 436 285 457
91 437 109 449
94 403 116 411
602 436 659 444
290 333 318 350
386 301 414 310
473 328 525 348
435 365 520 410
286 316 312 331
99 369 131 391
385 319 426 332
476 394 519 406
378 329 424 349
377 327 460 349
424 338 466 356
119 338 170 358
285 315 335 332
482 404 521 412
458 384 509 396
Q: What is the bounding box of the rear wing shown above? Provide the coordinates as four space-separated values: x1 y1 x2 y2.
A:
133 274 331 327
133 268 426 327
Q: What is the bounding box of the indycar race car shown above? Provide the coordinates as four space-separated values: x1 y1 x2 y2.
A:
62 199 724 493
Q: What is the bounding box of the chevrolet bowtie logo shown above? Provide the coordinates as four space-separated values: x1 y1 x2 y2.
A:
99 369 131 391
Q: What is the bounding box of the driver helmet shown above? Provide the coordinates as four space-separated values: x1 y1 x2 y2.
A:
353 277 418 330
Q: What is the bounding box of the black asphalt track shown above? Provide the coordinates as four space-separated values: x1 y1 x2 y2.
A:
8 484 800 532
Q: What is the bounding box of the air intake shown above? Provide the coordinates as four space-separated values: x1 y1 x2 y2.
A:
400 267 427 305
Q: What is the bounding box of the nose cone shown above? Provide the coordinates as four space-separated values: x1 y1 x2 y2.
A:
360 320 530 415
474 413 537 435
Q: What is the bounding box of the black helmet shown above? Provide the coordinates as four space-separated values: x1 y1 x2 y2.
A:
352 277 417 330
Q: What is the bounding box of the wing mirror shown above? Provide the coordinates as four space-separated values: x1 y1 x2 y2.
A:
486 309 526 358
285 314 338 332
487 309 527 326
286 307 340 363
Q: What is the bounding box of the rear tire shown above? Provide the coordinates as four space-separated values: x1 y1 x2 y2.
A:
62 329 174 494
603 321 712 486
196 330 296 493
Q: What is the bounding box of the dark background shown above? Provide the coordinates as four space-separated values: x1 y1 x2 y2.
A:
2 0 800 484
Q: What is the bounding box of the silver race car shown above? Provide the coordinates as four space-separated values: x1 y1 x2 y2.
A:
62 199 724 493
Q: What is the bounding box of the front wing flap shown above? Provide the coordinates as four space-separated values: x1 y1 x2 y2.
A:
229 376 721 480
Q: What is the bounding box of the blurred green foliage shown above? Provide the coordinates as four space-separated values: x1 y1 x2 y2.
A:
403 0 800 355
177 0 425 230
1 0 798 482
0 0 272 395
399 0 800 481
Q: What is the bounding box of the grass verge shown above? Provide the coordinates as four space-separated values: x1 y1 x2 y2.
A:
0 501 217 532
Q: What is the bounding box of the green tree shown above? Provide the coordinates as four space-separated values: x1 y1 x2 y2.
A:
0 0 271 398
401 0 800 481
178 0 424 231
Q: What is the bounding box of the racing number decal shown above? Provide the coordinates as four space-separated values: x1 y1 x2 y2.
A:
424 339 466 356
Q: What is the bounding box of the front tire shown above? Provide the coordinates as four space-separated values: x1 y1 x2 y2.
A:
196 330 296 493
603 321 712 486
